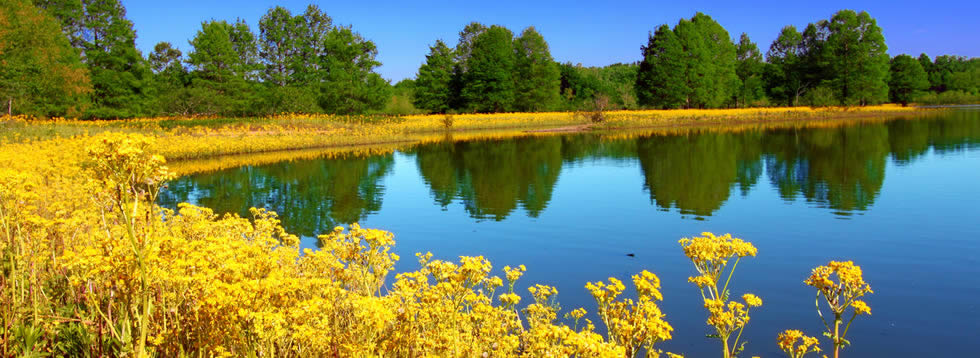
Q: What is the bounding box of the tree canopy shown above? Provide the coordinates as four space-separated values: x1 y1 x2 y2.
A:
7 3 979 118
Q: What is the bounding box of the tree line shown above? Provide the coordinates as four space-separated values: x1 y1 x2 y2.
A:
1 0 388 118
1 0 977 118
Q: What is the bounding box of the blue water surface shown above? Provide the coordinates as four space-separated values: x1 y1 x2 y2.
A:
162 111 980 357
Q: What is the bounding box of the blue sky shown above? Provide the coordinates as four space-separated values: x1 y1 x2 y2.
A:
125 0 979 82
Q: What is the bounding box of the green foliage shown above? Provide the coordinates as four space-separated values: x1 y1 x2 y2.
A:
258 6 302 86
636 25 687 109
415 23 567 114
800 85 837 107
765 25 807 106
317 26 389 114
561 63 638 110
10 3 977 117
37 0 154 118
461 25 516 112
637 13 737 109
824 10 889 105
734 33 766 107
888 54 929 105
1 0 90 117
147 42 187 114
414 40 455 113
148 42 183 75
513 26 561 112
292 5 333 87
765 10 892 107
915 90 980 105
675 13 739 108
449 22 488 110
186 20 262 115
383 79 420 115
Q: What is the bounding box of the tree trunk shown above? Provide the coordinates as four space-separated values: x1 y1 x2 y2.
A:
7 98 11 116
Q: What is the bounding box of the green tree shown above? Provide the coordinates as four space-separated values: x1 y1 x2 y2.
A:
799 21 832 90
186 20 261 115
1 0 90 116
765 26 807 105
37 0 153 118
227 19 261 81
513 26 561 111
636 24 686 109
293 5 333 87
148 42 182 74
449 22 488 110
824 10 889 105
888 54 929 105
461 25 516 112
734 33 765 107
147 41 187 114
930 55 977 93
413 40 454 113
559 62 600 107
317 26 389 114
258 6 302 86
674 13 738 108
384 79 418 115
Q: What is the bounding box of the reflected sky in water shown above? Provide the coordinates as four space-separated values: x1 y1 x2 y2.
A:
161 111 980 357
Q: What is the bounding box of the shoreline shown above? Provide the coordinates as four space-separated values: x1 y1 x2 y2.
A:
165 108 942 175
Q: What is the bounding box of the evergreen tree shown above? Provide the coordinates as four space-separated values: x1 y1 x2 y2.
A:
734 33 765 107
461 25 516 112
635 24 686 108
1 0 90 116
186 20 260 115
513 27 561 112
825 10 889 105
413 40 454 113
888 54 929 105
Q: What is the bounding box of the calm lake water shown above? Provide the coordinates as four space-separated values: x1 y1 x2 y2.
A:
161 110 980 357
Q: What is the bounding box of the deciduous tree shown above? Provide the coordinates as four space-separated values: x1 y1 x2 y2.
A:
888 54 929 105
824 10 889 105
1 0 90 116
734 33 765 107
513 26 560 112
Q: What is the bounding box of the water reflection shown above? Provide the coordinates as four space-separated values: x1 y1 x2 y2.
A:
161 111 980 229
412 137 563 220
161 154 394 237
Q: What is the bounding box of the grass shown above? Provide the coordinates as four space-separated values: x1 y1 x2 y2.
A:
2 105 934 163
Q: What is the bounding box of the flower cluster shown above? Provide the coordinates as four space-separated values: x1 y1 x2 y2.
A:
586 271 677 357
680 232 761 358
805 260 874 356
777 329 822 358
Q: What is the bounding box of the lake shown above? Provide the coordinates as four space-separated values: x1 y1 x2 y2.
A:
161 110 980 357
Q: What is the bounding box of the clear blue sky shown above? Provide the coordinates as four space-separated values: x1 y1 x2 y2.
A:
124 0 979 82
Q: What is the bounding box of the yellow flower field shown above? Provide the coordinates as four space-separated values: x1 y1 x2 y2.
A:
0 108 898 356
